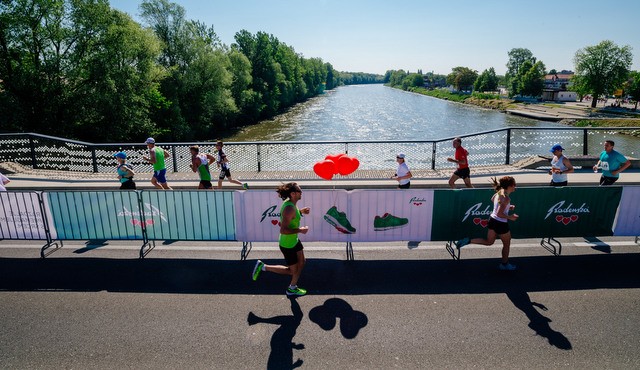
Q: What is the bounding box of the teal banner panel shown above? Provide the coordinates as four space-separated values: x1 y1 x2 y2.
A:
45 191 143 240
140 191 236 241
431 187 623 240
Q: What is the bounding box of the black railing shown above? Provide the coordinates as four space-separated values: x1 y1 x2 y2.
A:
1 128 639 174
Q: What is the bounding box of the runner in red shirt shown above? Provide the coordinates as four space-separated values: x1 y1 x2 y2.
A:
447 137 473 189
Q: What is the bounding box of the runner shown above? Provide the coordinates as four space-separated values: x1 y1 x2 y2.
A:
143 137 172 190
447 137 473 189
189 145 215 189
215 140 248 189
252 182 310 296
113 151 136 190
455 176 519 271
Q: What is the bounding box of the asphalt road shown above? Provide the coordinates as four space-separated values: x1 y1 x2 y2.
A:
1 238 640 369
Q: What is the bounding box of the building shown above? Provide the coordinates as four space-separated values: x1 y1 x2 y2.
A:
542 70 576 101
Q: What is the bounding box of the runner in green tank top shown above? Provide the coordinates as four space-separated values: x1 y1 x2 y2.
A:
189 145 215 189
143 137 172 190
251 183 311 296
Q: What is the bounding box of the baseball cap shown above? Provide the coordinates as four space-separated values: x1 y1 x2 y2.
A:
397 153 406 159
113 151 127 159
550 144 564 152
145 137 155 144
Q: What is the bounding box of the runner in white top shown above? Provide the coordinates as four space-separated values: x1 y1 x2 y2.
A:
392 153 412 189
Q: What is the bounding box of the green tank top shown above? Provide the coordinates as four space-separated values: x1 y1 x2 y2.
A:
196 155 211 181
279 200 301 248
152 147 166 171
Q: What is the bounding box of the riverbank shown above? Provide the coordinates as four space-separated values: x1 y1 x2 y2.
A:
405 86 640 127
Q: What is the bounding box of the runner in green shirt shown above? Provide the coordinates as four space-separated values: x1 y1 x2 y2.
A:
189 145 215 189
143 137 172 190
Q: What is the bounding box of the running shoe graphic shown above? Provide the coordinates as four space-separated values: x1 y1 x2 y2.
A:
374 213 409 231
324 206 356 234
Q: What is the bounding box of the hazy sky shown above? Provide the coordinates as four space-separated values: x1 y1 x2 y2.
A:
109 0 640 76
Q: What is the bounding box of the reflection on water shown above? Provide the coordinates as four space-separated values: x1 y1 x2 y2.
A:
225 84 562 142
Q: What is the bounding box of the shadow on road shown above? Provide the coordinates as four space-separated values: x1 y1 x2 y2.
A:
248 297 304 369
1 253 639 295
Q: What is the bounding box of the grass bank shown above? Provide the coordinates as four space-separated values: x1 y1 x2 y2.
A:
407 87 515 111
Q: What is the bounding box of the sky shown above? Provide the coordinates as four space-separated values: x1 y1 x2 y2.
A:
109 0 640 76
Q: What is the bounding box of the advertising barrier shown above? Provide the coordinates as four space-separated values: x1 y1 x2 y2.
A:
614 186 640 236
0 191 54 240
140 190 236 241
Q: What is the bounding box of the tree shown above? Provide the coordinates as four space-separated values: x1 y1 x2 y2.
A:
474 67 499 92
518 61 546 97
446 66 478 92
626 71 640 110
569 74 590 102
506 48 536 96
574 40 633 108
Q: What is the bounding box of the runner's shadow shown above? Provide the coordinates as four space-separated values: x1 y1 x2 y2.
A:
584 237 611 254
73 240 108 254
247 297 304 369
506 290 572 350
309 298 368 339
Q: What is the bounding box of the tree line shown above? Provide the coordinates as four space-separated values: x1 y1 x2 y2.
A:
0 0 383 142
385 41 640 109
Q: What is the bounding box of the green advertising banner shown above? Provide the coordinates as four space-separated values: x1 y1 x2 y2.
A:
431 186 623 241
509 186 622 238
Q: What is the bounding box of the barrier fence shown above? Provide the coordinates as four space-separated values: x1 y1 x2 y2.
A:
2 129 639 174
1 187 639 260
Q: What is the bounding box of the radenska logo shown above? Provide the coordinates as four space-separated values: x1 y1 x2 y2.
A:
462 203 492 222
544 201 590 220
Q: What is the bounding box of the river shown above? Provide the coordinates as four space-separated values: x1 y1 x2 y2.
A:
224 84 562 142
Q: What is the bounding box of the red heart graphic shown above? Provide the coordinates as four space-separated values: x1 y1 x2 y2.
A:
146 219 154 225
555 215 563 222
480 219 489 228
562 217 571 225
570 215 578 222
473 218 481 225
271 220 278 225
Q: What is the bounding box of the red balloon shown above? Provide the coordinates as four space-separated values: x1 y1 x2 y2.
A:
324 154 345 174
336 155 360 176
313 160 336 180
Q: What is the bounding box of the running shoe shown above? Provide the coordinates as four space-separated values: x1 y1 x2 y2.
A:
252 260 264 281
243 183 249 190
324 206 356 234
498 263 517 271
455 237 470 249
286 286 307 296
373 213 408 231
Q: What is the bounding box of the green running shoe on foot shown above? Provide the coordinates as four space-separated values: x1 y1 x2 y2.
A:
373 213 409 231
324 206 356 234
252 260 264 281
286 286 307 296
242 183 249 190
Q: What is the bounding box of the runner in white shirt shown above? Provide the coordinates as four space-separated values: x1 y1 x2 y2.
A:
392 153 412 189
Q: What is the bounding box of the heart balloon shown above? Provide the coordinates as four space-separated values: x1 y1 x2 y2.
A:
336 155 360 176
313 160 336 180
325 154 345 174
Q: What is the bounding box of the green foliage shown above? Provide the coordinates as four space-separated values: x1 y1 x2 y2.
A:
471 92 500 100
624 71 639 109
446 66 478 92
574 40 633 108
474 67 499 92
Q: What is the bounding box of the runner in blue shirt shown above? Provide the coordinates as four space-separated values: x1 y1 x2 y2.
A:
593 140 631 185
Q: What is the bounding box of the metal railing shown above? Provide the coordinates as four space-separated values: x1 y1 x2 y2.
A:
1 129 639 174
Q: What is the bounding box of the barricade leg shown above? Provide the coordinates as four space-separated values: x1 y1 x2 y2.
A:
346 242 354 261
41 240 63 258
241 241 252 260
540 237 562 256
445 241 461 260
139 240 156 259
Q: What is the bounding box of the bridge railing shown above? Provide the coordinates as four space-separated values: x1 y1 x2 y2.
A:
1 128 639 174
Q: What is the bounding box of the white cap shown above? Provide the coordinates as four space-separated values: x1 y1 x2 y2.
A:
397 153 406 159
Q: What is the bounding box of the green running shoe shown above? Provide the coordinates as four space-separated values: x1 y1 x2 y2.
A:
286 286 307 296
373 213 409 231
242 183 249 190
252 260 264 281
324 206 356 234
